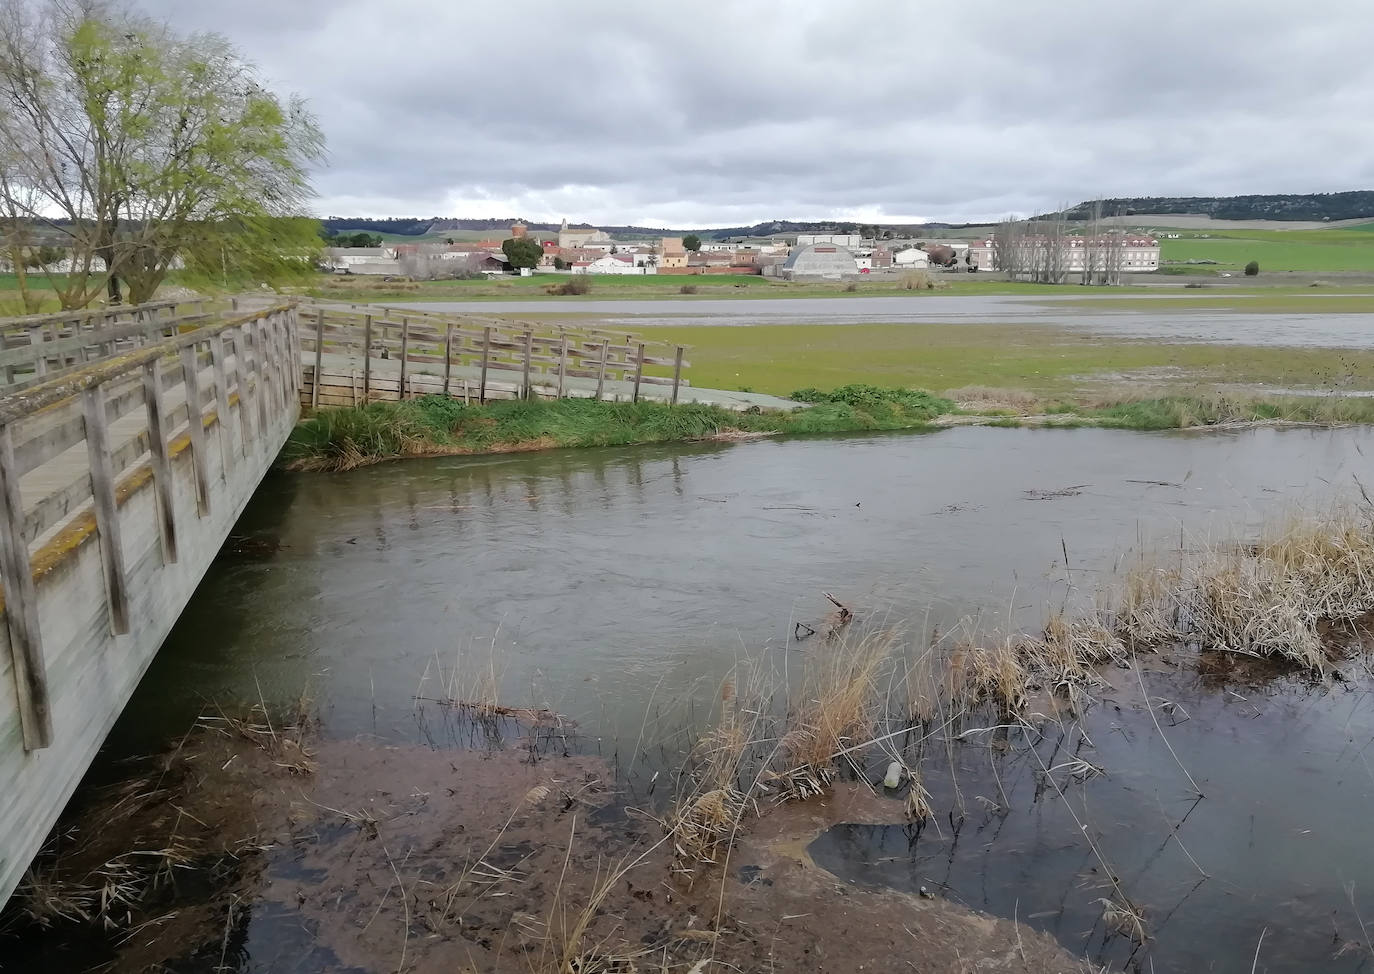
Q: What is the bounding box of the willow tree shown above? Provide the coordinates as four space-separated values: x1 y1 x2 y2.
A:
0 0 324 309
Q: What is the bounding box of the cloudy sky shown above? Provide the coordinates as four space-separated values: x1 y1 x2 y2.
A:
139 0 1374 227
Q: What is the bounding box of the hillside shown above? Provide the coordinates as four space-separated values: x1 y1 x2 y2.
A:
319 217 956 241
1066 192 1374 223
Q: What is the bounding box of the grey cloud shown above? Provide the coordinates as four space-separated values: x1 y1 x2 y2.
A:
135 0 1374 224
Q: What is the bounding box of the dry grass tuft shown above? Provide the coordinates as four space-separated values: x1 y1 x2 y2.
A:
1119 512 1374 668
944 385 1042 412
946 637 1030 715
776 630 894 793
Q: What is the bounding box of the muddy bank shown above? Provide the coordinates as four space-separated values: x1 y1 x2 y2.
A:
2 716 1088 973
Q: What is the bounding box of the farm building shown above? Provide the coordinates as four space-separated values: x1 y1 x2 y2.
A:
893 247 931 268
779 244 858 280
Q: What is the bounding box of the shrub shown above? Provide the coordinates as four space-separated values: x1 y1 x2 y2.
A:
1244 260 1260 276
546 275 591 295
899 270 933 291
844 281 859 292
679 284 698 294
789 384 953 420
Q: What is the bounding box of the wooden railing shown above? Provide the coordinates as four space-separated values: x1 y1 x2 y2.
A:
0 299 218 391
299 302 690 408
0 304 298 751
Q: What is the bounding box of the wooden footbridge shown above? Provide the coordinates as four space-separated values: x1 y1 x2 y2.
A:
0 296 732 908
0 301 300 906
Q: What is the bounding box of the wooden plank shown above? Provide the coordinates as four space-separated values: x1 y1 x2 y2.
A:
209 333 235 476
671 346 684 405
595 340 609 401
0 423 52 750
142 359 178 564
82 384 131 635
179 344 212 516
311 309 325 409
362 314 373 403
632 342 645 403
480 326 491 404
399 316 410 401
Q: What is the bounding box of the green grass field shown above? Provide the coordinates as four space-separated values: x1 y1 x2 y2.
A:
1160 228 1374 271
641 321 1374 398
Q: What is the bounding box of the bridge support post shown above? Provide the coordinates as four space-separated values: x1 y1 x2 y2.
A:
0 424 52 750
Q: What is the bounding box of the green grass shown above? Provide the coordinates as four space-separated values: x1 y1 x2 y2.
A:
1160 228 1374 271
640 321 1374 398
283 388 1374 470
282 388 954 470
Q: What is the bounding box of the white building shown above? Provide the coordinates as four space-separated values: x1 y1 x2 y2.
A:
581 253 655 275
892 247 930 268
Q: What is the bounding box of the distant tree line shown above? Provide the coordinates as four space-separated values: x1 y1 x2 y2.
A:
1064 192 1374 223
322 231 385 248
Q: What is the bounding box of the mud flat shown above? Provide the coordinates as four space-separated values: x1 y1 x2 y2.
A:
1 714 1087 973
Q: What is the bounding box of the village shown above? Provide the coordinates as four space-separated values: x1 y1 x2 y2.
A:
322 220 1162 282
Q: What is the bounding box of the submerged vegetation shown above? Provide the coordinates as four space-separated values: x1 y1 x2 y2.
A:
283 384 1374 471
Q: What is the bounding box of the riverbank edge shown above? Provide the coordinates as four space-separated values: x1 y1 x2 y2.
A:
278 389 1374 473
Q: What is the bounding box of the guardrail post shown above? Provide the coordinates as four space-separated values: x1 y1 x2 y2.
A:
362 313 373 404
479 326 491 404
209 333 235 477
632 342 645 403
399 316 410 401
180 344 212 516
443 323 453 397
28 327 45 377
142 359 178 564
0 423 52 750
522 330 533 400
83 383 131 634
311 309 324 409
233 326 257 455
557 337 568 399
671 346 684 405
251 322 268 444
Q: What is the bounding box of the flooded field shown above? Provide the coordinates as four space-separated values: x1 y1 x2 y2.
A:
8 426 1374 971
411 294 1374 348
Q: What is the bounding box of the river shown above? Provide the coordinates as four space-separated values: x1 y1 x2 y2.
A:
52 425 1368 971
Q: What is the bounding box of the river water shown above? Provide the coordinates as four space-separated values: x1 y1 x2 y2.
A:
409 294 1374 348
88 426 1374 971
